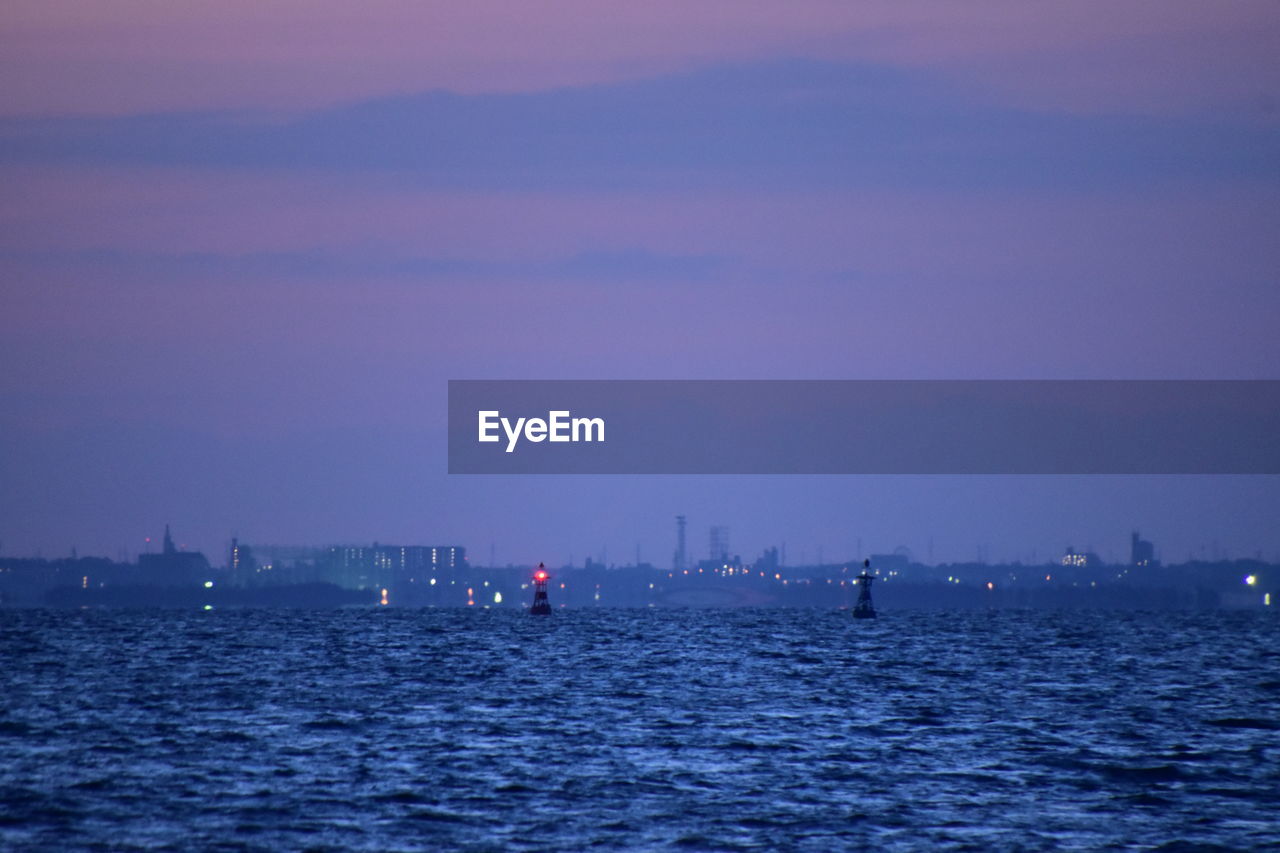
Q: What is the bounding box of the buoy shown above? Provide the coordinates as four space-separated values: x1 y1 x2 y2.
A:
853 558 876 619
530 563 552 615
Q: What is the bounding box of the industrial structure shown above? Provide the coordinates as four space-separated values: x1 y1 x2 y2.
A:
673 515 686 571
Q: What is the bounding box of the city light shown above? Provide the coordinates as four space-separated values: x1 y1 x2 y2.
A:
380 588 389 605
1245 575 1257 586
203 580 213 588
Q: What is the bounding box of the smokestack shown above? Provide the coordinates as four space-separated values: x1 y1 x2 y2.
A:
674 515 687 571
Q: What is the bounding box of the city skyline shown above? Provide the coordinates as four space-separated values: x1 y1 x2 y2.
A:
5 518 1271 613
5 509 1278 570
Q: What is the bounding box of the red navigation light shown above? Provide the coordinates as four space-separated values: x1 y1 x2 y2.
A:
534 570 549 581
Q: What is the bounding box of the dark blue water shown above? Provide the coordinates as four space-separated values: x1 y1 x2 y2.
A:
2 609 1277 850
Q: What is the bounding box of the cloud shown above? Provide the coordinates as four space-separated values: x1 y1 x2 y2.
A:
3 60 1275 191
0 246 727 285
3 2 1276 118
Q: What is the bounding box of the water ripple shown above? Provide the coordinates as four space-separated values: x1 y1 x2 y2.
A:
0 608 1277 850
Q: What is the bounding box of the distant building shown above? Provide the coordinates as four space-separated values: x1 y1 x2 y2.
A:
323 544 465 589
869 553 910 573
754 546 780 572
1131 531 1157 567
138 524 211 585
1060 546 1101 568
229 538 257 580
697 554 743 571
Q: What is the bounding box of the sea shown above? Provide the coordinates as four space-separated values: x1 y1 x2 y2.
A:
1 608 1277 851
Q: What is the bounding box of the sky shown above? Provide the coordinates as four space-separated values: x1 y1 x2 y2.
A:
2 2 1278 566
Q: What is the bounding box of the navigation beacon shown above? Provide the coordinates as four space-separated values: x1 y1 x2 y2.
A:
530 563 552 615
853 558 876 619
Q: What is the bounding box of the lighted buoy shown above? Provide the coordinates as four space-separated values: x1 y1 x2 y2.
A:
853 558 876 619
530 563 552 615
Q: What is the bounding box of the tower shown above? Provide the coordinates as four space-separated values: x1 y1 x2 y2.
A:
709 525 729 563
853 558 876 619
674 515 687 571
530 563 552 615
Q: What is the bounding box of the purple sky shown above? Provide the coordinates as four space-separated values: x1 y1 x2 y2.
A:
2 3 1278 565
